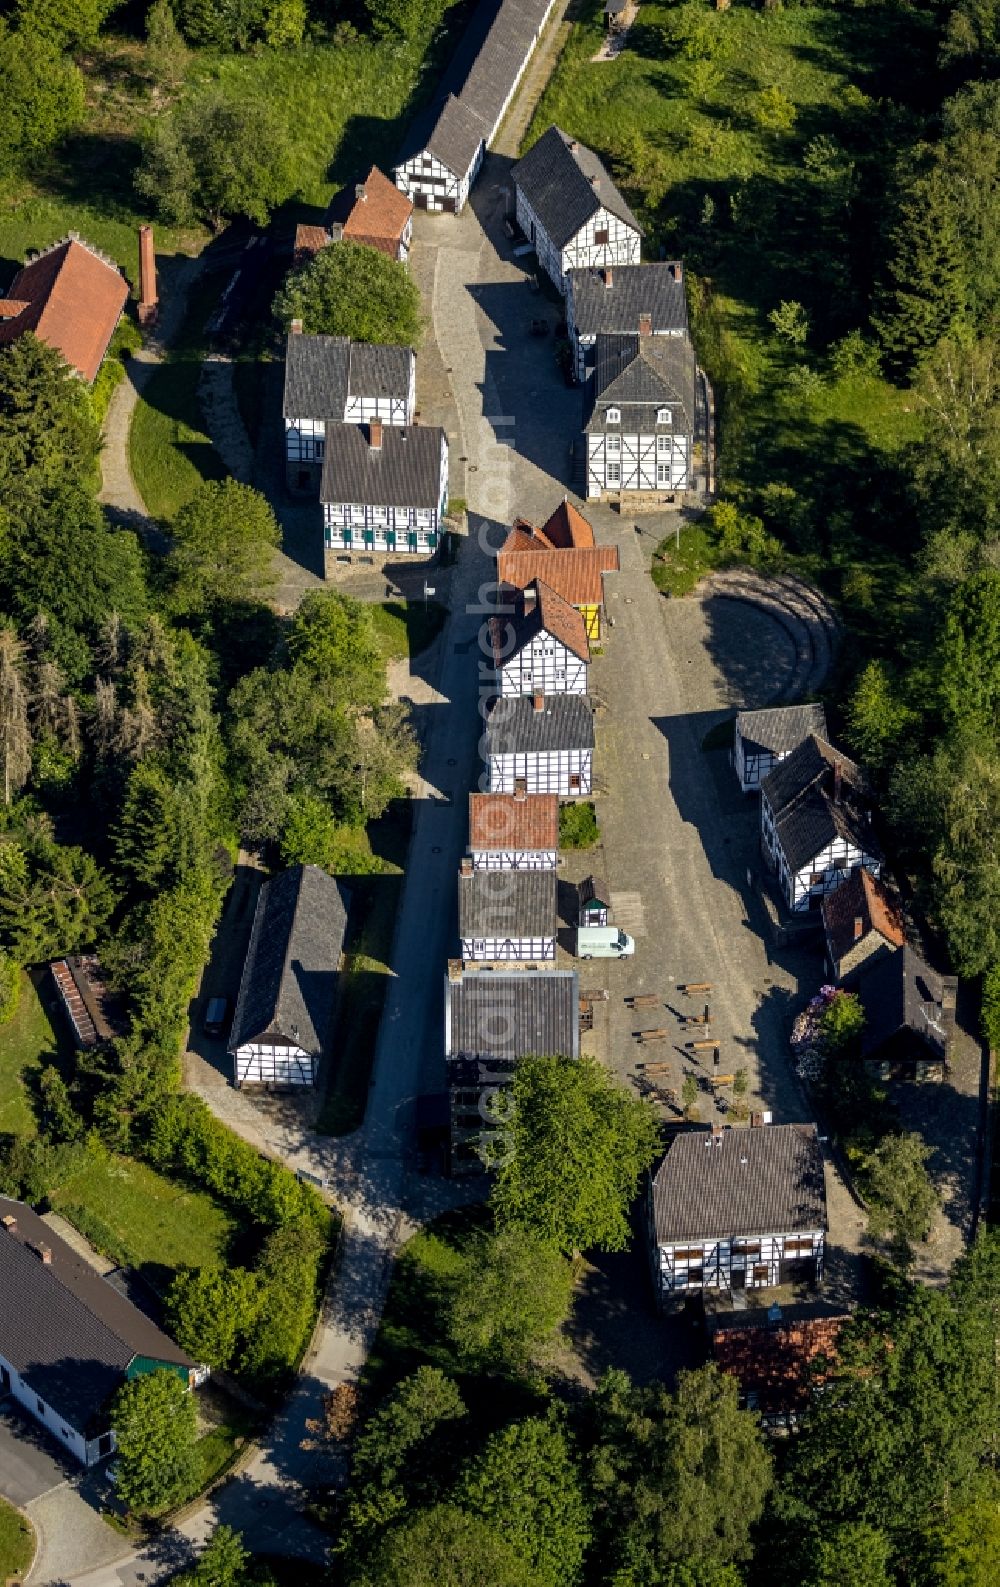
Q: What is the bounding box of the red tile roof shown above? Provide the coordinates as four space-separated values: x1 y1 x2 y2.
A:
0 237 128 384
821 866 905 967
710 1308 847 1414
498 545 620 608
469 793 559 852
489 578 591 667
342 166 413 257
540 500 595 549
294 224 330 266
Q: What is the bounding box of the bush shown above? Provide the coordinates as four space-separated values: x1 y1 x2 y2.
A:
982 962 1000 1051
0 954 19 1024
559 802 598 850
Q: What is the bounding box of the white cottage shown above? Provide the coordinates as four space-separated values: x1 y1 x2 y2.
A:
458 862 557 961
649 1124 828 1310
321 419 448 558
585 330 697 500
485 691 595 796
468 790 559 870
511 126 642 295
229 865 349 1087
283 330 415 492
566 260 688 381
0 1199 203 1466
733 702 828 794
760 735 880 914
490 579 590 697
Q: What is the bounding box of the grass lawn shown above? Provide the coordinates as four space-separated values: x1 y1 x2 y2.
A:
50 1150 237 1294
0 1497 35 1582
0 973 64 1141
370 600 449 664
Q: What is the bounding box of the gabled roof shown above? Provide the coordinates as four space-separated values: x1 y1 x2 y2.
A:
761 735 875 875
511 125 641 250
327 167 412 255
821 867 905 968
497 545 620 608
445 968 580 1059
709 1304 847 1414
229 866 349 1057
585 332 697 433
736 702 828 759
486 692 595 754
489 579 590 666
651 1125 828 1245
567 262 688 339
458 867 557 937
469 792 559 852
320 423 445 509
0 1198 194 1435
0 237 128 383
293 224 330 267
539 500 595 548
856 945 956 1063
282 334 412 420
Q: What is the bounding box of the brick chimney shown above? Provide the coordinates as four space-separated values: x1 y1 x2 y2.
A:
330 223 344 243
34 1242 52 1264
853 915 864 942
638 312 652 337
290 318 303 335
671 261 683 284
460 856 473 877
447 958 463 982
604 265 613 290
138 225 158 328
1 1213 16 1233
532 691 544 713
369 419 383 451
569 139 579 153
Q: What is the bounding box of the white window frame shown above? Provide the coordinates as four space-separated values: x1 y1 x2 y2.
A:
606 461 622 484
657 407 671 425
606 433 622 454
656 461 671 485
656 433 672 454
606 407 620 424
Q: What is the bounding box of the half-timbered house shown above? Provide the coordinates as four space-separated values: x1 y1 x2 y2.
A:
855 945 957 1076
457 862 557 961
490 579 590 696
0 235 129 383
496 508 620 640
821 866 905 982
321 419 448 559
283 329 414 491
649 1123 828 1310
734 702 828 793
566 260 688 381
468 790 559 870
326 165 413 260
485 691 595 796
511 127 641 294
229 865 349 1088
0 1199 204 1466
585 329 697 501
393 0 556 213
445 965 579 1172
760 735 880 913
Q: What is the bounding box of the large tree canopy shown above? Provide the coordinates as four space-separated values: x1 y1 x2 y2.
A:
274 240 424 346
351 1504 545 1587
0 23 85 167
137 90 294 229
168 479 279 615
111 1369 199 1516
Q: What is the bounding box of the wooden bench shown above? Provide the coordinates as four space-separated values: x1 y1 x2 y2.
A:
627 993 660 1010
681 982 713 995
637 1027 669 1045
689 1039 718 1052
711 1074 735 1086
637 1060 670 1075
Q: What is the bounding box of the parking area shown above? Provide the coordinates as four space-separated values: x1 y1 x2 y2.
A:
0 1403 71 1508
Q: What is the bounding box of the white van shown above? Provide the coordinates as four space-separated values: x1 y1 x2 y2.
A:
577 925 635 959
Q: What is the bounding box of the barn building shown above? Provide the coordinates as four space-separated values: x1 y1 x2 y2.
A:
283 330 414 492
566 260 688 382
444 966 579 1172
468 790 559 870
0 235 128 383
457 862 557 962
733 702 828 794
585 329 697 501
649 1123 828 1310
821 866 905 983
760 735 880 913
229 865 349 1088
490 579 590 696
320 419 448 558
485 691 595 796
510 127 641 294
0 1199 202 1466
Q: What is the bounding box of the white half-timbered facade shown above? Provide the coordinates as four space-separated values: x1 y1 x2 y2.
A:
733 703 828 793
283 331 414 492
468 791 559 871
566 261 688 381
458 865 557 962
485 693 594 797
649 1125 828 1310
229 865 348 1087
760 735 880 914
511 126 641 294
490 579 590 697
322 420 448 558
586 331 696 500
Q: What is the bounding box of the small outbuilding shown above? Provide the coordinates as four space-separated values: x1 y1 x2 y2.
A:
733 702 828 794
821 865 905 982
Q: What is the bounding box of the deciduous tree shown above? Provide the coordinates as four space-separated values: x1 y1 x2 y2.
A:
274 240 424 346
169 480 279 615
445 1227 573 1373
345 1368 468 1536
350 1503 544 1587
137 91 294 230
0 24 85 168
111 1369 199 1517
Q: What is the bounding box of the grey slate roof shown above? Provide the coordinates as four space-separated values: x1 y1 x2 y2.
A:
229 865 349 1057
585 332 697 434
282 335 411 420
445 968 580 1059
458 868 557 937
511 126 641 249
761 735 876 875
651 1125 828 1245
856 945 956 1063
0 1198 194 1435
568 263 688 339
736 703 828 759
486 692 595 754
321 424 445 509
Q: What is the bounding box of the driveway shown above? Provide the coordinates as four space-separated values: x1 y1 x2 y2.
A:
0 1406 69 1507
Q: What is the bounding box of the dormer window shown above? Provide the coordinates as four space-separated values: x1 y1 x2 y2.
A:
657 407 671 425
606 406 620 424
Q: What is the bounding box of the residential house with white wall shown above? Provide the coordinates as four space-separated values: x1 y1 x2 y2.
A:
458 862 557 962
566 260 688 381
468 791 559 870
485 691 594 796
283 330 414 492
734 703 828 794
511 126 641 294
760 735 880 914
490 579 590 696
321 419 448 558
496 505 620 640
585 329 696 500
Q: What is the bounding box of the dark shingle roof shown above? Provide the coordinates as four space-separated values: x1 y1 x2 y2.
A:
229 866 349 1057
736 703 828 759
651 1125 828 1245
0 1199 194 1434
568 263 688 339
458 868 557 937
761 735 876 875
320 424 445 509
511 126 641 249
586 332 697 433
282 335 411 420
489 579 590 666
486 693 595 754
445 968 579 1059
856 945 956 1063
